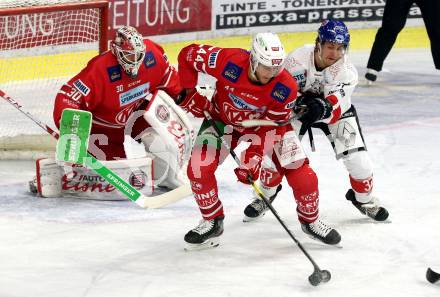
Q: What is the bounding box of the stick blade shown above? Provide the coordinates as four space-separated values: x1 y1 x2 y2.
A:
136 184 192 208
308 269 331 286
56 109 92 165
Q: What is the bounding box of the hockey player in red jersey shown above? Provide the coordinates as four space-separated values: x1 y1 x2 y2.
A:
244 20 389 222
176 33 341 250
30 26 193 200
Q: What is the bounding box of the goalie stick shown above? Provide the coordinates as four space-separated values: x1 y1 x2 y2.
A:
203 110 331 286
0 88 192 208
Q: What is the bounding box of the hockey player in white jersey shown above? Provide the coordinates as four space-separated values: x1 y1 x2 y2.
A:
243 20 389 222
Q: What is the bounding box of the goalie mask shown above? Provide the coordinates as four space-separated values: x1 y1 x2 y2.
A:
111 26 146 78
250 32 286 80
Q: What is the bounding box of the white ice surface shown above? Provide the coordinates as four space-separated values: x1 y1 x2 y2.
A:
0 49 439 296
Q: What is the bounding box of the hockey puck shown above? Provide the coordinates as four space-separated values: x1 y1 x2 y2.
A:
426 268 440 284
308 269 331 286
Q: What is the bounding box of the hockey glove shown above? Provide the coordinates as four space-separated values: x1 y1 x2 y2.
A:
294 96 332 128
177 88 213 118
234 147 262 184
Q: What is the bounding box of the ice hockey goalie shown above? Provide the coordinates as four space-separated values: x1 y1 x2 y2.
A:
28 26 193 201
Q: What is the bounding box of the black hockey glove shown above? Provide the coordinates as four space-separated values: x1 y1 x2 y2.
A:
294 96 332 128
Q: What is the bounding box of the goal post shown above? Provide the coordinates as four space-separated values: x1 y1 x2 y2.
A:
0 0 108 159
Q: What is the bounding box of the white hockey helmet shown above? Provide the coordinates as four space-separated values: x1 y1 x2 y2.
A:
111 26 146 78
250 32 286 77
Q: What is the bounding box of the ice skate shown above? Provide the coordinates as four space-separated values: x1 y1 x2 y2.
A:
184 215 224 251
301 219 341 245
345 189 389 221
28 177 38 194
243 185 282 222
365 68 378 85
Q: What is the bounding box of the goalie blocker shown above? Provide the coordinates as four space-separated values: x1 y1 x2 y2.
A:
30 90 194 200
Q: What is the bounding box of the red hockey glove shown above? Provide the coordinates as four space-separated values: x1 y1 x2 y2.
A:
234 148 262 184
177 88 213 118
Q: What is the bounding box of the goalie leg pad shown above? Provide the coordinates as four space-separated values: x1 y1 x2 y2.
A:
63 157 154 200
32 157 154 200
34 158 63 198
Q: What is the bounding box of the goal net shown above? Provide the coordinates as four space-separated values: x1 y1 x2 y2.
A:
0 0 108 159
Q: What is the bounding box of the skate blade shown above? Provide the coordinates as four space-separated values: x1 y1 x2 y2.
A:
305 234 343 249
184 237 220 251
242 213 266 222
362 213 392 223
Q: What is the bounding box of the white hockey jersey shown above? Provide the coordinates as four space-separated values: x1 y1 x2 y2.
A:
284 44 358 124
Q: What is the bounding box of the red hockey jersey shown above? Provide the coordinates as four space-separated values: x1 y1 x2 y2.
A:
53 39 181 129
178 44 297 133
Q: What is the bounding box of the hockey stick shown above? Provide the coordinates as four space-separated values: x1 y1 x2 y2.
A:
298 125 316 152
427 268 440 284
241 111 316 152
240 106 307 128
0 89 192 208
308 127 315 151
203 110 331 286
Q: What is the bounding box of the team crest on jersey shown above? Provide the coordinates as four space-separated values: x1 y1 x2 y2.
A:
107 65 122 82
155 104 170 123
73 79 90 96
119 82 150 107
222 62 242 83
222 101 262 123
115 101 141 125
144 51 156 68
208 50 220 68
271 82 291 103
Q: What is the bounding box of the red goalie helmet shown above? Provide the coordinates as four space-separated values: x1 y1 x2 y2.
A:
111 26 146 78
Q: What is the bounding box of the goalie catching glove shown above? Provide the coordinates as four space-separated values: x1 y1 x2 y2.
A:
294 95 332 128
